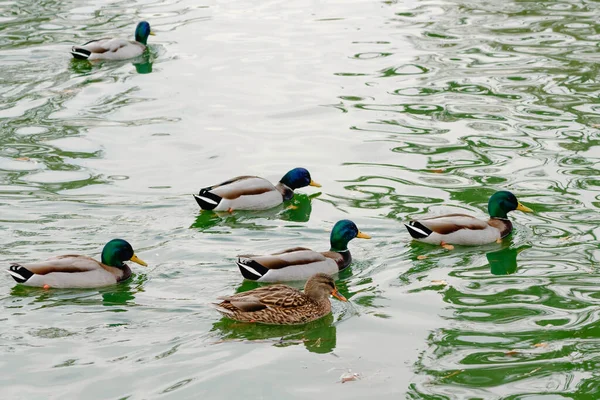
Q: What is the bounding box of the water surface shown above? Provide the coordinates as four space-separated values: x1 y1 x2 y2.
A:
1 0 600 398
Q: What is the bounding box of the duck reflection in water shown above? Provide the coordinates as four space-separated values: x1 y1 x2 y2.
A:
100 273 148 306
191 192 320 231
70 52 155 75
211 313 337 354
487 245 529 275
132 53 154 74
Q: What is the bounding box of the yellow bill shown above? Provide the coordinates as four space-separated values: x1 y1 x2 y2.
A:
517 202 533 213
331 288 347 302
150 31 156 36
309 179 321 188
130 254 148 267
356 231 371 239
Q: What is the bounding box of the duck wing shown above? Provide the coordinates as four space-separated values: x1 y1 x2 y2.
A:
12 255 102 275
237 248 327 280
240 247 323 269
71 38 143 60
219 285 308 312
204 176 276 200
7 255 120 288
410 213 489 235
195 176 277 210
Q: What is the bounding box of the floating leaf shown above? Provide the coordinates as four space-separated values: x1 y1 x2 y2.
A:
431 280 448 286
339 370 360 383
417 255 428 260
505 350 519 356
533 343 548 348
16 157 30 161
442 243 454 250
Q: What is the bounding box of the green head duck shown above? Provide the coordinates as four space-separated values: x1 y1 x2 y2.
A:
135 21 155 45
101 239 147 268
329 219 371 252
488 191 533 219
279 168 321 190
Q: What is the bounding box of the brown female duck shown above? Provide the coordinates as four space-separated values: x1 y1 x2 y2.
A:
215 273 347 325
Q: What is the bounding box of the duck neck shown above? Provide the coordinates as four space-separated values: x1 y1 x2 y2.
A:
306 289 332 308
135 32 148 45
101 251 125 269
275 182 294 201
330 239 350 253
336 250 352 270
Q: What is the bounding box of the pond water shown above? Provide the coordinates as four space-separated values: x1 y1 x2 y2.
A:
2 0 600 398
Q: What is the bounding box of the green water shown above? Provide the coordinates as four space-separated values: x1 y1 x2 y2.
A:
1 0 600 398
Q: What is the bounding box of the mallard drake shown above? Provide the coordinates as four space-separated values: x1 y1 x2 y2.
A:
71 21 155 61
193 167 320 212
405 191 533 246
215 273 347 325
7 239 147 288
237 219 370 282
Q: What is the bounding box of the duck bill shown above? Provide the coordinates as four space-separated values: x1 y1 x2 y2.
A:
309 179 321 188
516 202 533 213
356 231 371 239
130 254 148 267
150 31 156 36
331 289 347 302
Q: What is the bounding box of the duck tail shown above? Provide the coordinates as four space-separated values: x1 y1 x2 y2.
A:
211 302 234 315
404 221 432 239
236 258 268 281
71 46 92 60
193 189 221 210
7 264 34 283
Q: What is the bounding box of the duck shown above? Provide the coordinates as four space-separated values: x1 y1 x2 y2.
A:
7 239 147 288
71 21 155 61
193 167 320 212
215 273 347 325
236 219 370 282
404 191 533 246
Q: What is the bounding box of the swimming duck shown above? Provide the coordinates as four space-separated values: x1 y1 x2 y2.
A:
193 167 320 212
215 273 347 325
71 21 155 61
7 239 147 288
237 219 370 282
404 191 533 246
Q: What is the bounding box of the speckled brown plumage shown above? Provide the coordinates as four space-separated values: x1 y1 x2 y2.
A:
215 273 347 325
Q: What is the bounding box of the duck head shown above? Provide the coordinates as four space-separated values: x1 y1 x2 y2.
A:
279 168 320 190
329 219 370 252
488 191 533 219
101 239 147 268
135 21 155 45
304 273 347 302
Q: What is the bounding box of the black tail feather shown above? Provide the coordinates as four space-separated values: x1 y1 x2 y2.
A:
193 189 222 210
404 221 432 239
236 258 268 281
8 264 33 283
71 47 91 60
